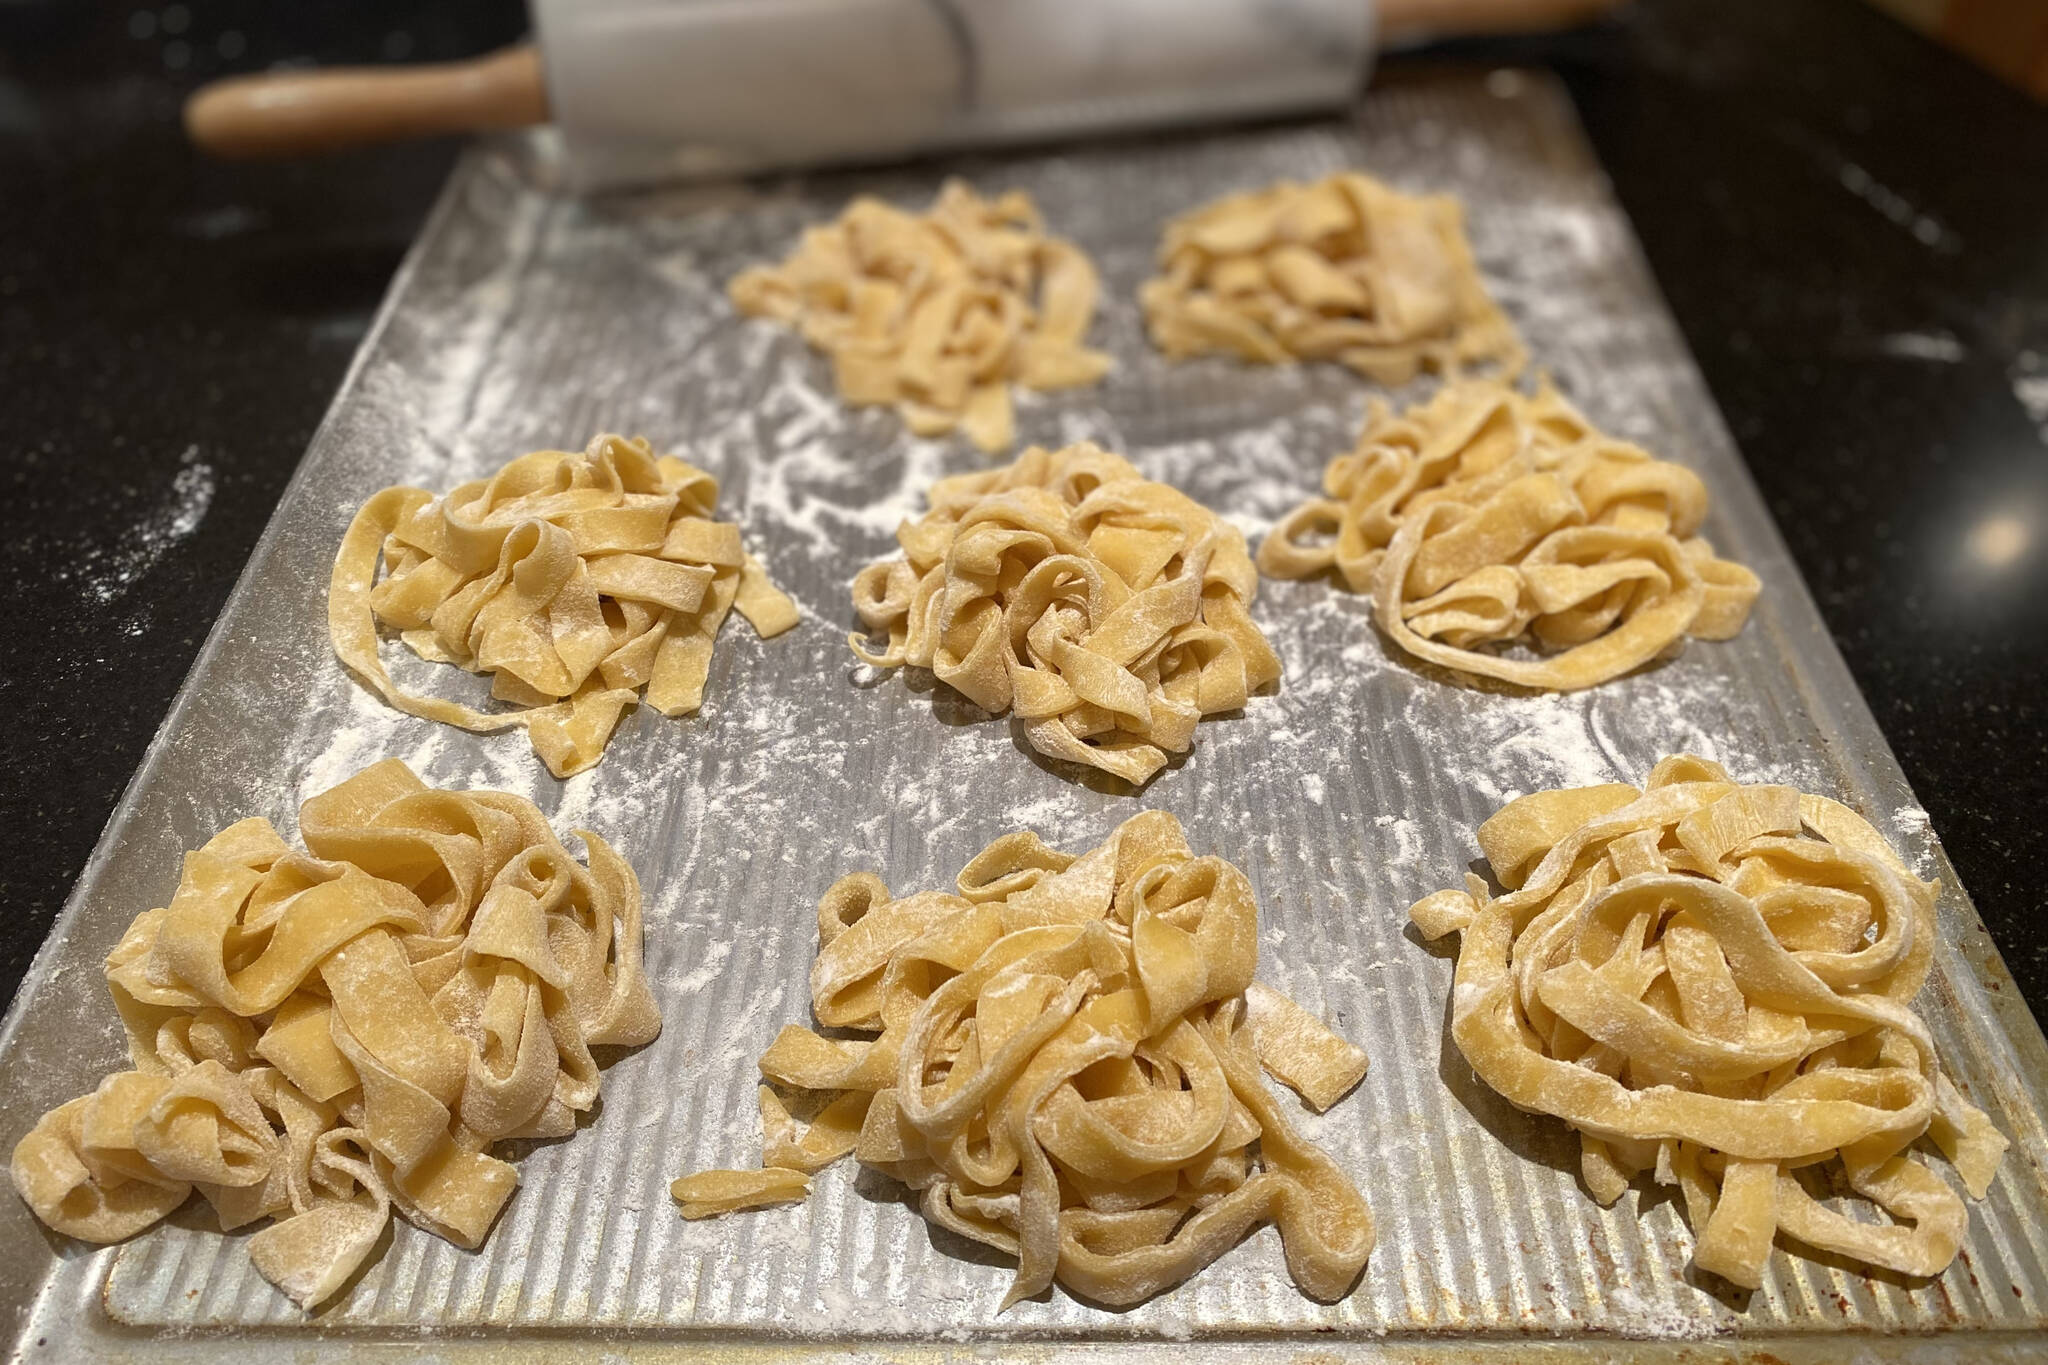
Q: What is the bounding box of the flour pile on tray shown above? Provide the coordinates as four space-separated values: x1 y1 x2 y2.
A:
9 760 660 1308
1410 755 2007 1288
674 811 1374 1309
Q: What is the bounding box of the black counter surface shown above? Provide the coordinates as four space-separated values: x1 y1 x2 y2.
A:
3 0 2045 1016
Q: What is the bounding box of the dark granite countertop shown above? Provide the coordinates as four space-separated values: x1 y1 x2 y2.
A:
3 0 2044 1018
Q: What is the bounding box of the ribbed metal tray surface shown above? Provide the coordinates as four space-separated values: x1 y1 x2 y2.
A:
3 69 2045 1363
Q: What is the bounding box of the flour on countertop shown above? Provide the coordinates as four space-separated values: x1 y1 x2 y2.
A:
63 444 214 605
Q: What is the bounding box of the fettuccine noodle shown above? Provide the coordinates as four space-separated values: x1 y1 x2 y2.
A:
1409 756 2008 1289
1140 171 1524 384
331 433 798 778
1258 379 1760 690
674 812 1374 1308
730 179 1112 453
850 441 1281 785
9 760 661 1307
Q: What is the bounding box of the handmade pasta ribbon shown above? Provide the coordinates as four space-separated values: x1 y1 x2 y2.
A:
9 759 661 1308
677 812 1374 1310
852 442 1280 784
1140 171 1525 384
331 433 798 778
1259 380 1760 690
1409 755 2008 1289
730 179 1112 453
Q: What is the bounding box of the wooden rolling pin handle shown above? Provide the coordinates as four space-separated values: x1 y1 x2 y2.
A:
184 44 547 159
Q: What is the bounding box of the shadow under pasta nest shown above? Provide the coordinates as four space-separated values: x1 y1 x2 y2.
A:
862 662 1216 796
493 1035 657 1161
899 668 991 728
1769 1163 1956 1294
1597 1155 1956 1307
1411 883 1946 1312
776 1080 1111 1298
1266 568 1695 697
306 1219 398 1316
495 1096 603 1163
1362 612 1698 698
1681 1261 1757 1312
1008 726 1194 796
1417 869 1688 1200
1395 858 1497 961
1423 992 1761 1304
107 1197 399 1314
1419 900 1582 1187
849 1165 1013 1276
849 1164 1356 1316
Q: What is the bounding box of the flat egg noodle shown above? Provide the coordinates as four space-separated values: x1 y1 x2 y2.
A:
1140 171 1525 385
730 179 1112 452
1409 755 2008 1288
674 811 1373 1309
10 759 661 1307
331 433 797 778
850 441 1280 785
1259 380 1760 690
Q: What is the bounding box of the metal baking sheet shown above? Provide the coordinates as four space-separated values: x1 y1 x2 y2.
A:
3 68 2044 1363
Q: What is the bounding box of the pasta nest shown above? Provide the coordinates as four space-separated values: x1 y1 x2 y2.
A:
850 441 1281 785
1258 380 1761 690
730 179 1112 452
331 433 798 778
8 760 660 1308
1139 170 1525 384
674 811 1375 1309
1409 755 2008 1289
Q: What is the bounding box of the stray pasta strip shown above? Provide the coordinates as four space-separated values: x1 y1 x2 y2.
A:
331 433 798 778
674 812 1373 1308
1140 171 1524 385
1409 755 2008 1289
730 179 1112 453
1258 379 1760 690
9 759 661 1308
850 441 1281 785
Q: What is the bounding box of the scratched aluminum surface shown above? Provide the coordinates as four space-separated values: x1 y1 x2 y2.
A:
3 70 2046 1363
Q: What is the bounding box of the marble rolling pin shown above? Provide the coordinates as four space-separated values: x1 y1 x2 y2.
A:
184 0 1616 187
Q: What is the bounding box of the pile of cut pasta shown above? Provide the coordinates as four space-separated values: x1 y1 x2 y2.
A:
331 433 798 777
850 440 1281 784
1409 756 2008 1288
1259 380 1761 689
674 811 1374 1307
8 759 661 1307
1140 170 1524 384
730 179 1112 453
